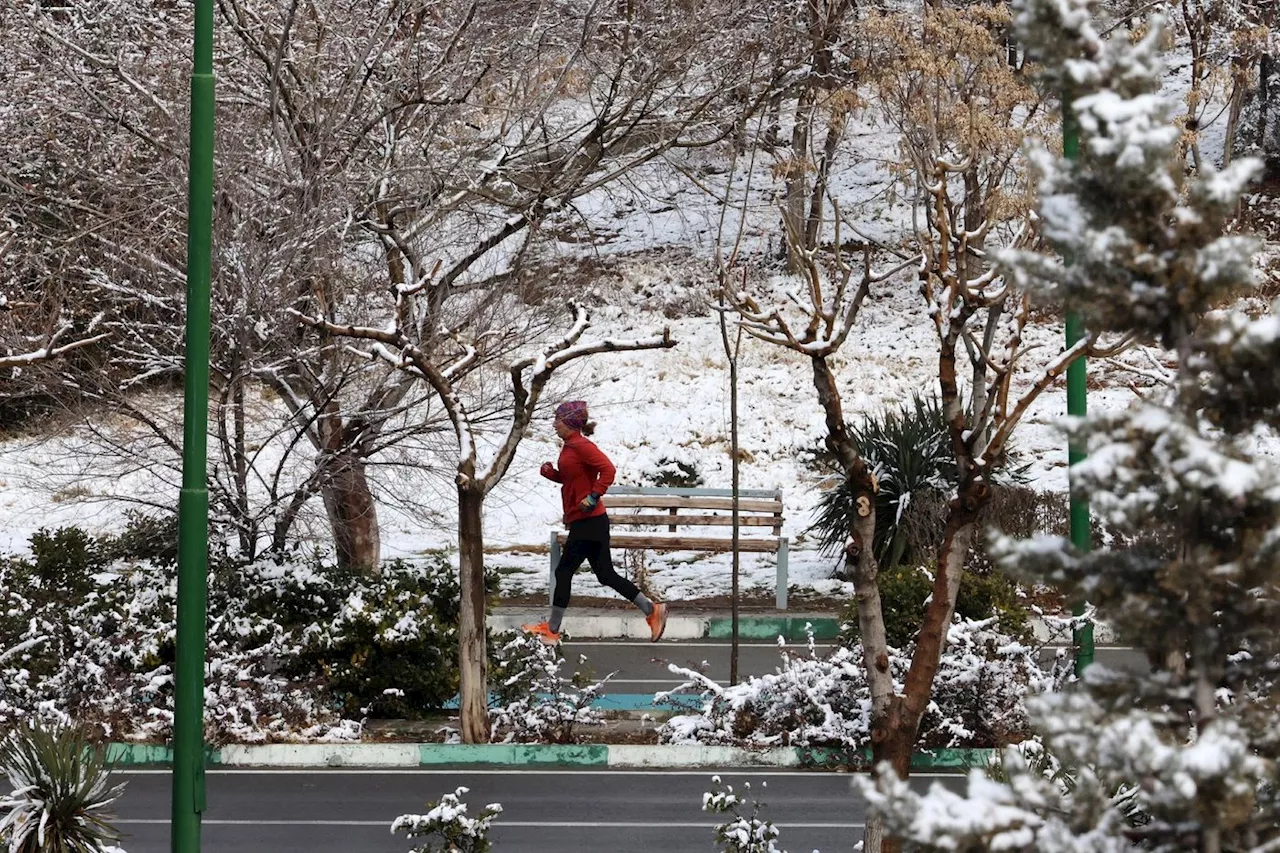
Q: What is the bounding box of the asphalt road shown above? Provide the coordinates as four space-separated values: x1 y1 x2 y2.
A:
108 768 963 853
568 640 1149 694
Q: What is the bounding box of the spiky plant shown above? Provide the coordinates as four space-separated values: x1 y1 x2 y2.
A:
812 393 1030 573
0 722 126 853
810 393 953 571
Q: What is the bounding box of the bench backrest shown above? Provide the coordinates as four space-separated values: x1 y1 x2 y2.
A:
606 486 784 537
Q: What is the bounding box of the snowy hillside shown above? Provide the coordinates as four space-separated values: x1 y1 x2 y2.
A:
1 33 1276 605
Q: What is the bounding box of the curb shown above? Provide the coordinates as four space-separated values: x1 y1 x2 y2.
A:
488 609 1114 644
705 617 840 641
487 610 841 641
104 742 992 770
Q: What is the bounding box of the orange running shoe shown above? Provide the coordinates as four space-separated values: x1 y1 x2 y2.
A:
646 602 669 642
521 621 562 646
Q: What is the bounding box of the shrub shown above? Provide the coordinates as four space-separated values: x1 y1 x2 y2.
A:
489 632 613 743
0 721 127 853
0 533 470 741
704 776 793 853
661 619 1048 752
298 558 463 719
27 526 105 603
392 787 502 853
641 455 704 488
807 394 1032 576
103 511 180 567
809 394 952 572
839 563 1030 648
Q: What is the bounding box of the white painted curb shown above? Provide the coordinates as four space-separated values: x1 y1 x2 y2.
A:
487 611 711 640
488 610 1117 644
220 744 420 767
607 745 800 768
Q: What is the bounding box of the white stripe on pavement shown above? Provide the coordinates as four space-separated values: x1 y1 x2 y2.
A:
117 820 865 828
113 768 960 777
568 641 833 648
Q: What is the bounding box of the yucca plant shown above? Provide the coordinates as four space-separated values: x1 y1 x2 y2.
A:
810 393 954 572
811 393 1030 573
0 721 127 853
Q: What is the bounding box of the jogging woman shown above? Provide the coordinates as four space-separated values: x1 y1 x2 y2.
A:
522 400 668 645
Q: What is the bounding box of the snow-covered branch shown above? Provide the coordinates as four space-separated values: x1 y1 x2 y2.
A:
0 313 110 371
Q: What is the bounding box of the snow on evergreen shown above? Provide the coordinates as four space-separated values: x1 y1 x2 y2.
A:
861 0 1280 848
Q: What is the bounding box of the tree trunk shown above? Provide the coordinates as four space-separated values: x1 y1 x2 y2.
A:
320 450 381 572
724 317 742 687
457 483 490 744
868 715 920 852
783 90 814 271
1223 76 1246 168
231 373 254 558
1258 53 1273 156
864 489 983 853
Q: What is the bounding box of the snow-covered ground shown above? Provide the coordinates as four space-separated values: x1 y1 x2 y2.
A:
0 42 1274 604
0 263 1193 604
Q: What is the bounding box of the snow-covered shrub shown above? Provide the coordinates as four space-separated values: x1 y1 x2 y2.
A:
660 620 1048 753
638 453 704 488
0 532 465 742
0 721 127 852
703 776 804 853
291 558 465 719
392 786 501 853
839 564 1031 649
488 633 613 743
660 631 874 750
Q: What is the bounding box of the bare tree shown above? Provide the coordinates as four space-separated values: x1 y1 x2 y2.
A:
768 0 863 271
851 7 1135 850
726 205 920 822
301 299 674 743
5 0 792 570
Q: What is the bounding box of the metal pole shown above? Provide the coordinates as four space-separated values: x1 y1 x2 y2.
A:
1062 93 1094 678
173 0 215 847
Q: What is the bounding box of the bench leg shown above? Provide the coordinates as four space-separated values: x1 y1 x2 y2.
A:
776 538 789 611
549 532 561 607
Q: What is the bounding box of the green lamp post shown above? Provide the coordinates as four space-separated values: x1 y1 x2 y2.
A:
173 0 215 848
1062 93 1095 678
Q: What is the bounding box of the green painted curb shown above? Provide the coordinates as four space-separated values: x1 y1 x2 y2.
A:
795 746 994 769
909 748 994 770
104 744 216 766
418 744 609 766
706 617 841 641
97 742 990 769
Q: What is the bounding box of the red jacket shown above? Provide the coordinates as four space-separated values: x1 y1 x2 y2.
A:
542 432 615 525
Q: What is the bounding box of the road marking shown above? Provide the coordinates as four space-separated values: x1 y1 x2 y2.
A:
114 768 961 778
117 819 866 828
568 641 834 648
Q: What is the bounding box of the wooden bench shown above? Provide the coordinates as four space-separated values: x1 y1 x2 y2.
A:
549 486 791 610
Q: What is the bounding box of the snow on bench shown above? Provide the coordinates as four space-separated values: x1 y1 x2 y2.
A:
549 485 791 610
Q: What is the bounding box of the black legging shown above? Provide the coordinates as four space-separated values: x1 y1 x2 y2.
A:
552 514 640 609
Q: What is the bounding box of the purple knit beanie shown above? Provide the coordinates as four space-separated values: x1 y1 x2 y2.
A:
554 400 590 431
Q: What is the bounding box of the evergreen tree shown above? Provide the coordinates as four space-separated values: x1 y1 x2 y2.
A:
861 1 1280 850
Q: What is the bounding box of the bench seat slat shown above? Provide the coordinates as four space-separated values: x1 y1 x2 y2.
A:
609 513 780 527
555 532 781 553
605 495 782 513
